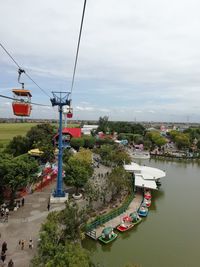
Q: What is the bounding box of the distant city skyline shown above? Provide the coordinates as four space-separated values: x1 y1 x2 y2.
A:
1 0 200 122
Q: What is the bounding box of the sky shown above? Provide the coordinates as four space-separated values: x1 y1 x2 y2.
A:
1 0 200 122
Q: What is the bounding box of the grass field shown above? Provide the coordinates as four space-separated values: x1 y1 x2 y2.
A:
0 123 38 147
0 122 80 148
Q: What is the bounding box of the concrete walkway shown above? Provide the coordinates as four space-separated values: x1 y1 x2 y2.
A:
0 183 64 267
91 192 143 239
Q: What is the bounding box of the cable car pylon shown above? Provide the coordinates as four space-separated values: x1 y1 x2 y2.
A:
50 91 71 199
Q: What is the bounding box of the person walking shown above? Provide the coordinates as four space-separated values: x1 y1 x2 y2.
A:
1 251 6 262
21 198 25 207
2 241 7 253
8 259 14 267
29 238 33 249
47 202 50 211
21 240 25 250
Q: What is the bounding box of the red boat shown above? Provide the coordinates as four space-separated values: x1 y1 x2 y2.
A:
12 89 32 116
116 215 134 232
143 198 151 207
144 190 152 200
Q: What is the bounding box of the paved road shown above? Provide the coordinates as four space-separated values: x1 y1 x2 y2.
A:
0 183 64 267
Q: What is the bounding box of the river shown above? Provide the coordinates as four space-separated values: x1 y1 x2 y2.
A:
83 159 200 267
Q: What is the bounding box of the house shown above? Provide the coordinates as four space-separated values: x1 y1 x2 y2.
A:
53 127 81 147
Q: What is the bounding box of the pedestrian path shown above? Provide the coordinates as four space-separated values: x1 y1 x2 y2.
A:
0 182 64 267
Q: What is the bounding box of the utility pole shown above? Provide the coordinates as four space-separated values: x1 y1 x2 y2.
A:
50 92 71 198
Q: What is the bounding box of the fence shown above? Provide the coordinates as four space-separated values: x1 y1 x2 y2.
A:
85 194 134 232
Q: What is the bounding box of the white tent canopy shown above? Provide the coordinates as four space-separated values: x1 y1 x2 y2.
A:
124 162 166 190
124 162 165 180
135 175 157 190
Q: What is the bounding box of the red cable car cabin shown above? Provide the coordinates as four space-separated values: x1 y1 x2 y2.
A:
66 107 73 118
12 89 32 117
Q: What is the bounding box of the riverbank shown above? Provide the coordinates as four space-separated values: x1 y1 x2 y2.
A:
150 152 200 160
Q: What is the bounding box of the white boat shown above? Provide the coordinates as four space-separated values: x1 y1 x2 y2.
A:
132 151 150 159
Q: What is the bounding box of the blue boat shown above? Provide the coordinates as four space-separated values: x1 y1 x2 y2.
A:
138 206 148 217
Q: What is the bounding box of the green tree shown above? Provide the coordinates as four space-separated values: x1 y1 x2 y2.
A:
2 155 39 203
83 136 96 149
60 202 88 241
70 137 85 150
108 166 132 198
84 180 100 210
26 123 56 148
96 116 109 133
45 243 92 267
63 149 73 164
32 203 92 267
5 135 30 156
64 157 92 195
74 148 93 166
112 149 131 166
174 133 190 149
37 142 55 163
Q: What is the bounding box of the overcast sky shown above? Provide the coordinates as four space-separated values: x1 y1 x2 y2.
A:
1 0 200 122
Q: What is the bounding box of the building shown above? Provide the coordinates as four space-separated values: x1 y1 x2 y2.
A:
81 125 98 135
53 127 81 147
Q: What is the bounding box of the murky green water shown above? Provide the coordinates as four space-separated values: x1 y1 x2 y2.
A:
83 159 200 267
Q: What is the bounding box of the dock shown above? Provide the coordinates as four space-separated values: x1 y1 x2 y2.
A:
86 192 143 240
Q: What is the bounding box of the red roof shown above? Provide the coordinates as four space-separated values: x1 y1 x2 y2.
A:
54 127 81 139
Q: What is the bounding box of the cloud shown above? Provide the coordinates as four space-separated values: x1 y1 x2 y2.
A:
1 0 200 122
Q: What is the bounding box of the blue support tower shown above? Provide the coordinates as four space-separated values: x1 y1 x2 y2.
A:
51 92 71 197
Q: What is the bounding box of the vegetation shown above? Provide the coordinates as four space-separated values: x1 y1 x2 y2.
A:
5 123 56 159
145 131 167 148
0 153 39 204
108 166 132 199
64 148 93 195
70 136 96 150
169 130 190 149
0 123 39 147
32 202 93 267
96 116 145 136
96 144 131 166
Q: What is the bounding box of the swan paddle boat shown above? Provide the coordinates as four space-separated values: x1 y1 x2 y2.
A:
98 227 118 244
138 205 148 217
142 198 151 207
144 190 152 200
130 211 142 225
116 215 134 232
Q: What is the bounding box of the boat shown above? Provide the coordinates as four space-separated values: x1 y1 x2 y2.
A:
98 227 118 244
138 206 148 217
142 198 151 207
116 215 134 232
129 211 142 225
132 151 150 159
144 190 152 200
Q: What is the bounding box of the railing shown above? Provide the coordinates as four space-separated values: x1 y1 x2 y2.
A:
85 194 134 232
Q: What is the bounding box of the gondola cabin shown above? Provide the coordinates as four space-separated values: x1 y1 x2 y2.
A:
66 107 73 118
12 89 32 116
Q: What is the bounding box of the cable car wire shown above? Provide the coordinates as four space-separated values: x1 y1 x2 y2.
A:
0 43 51 98
70 0 87 96
0 94 50 107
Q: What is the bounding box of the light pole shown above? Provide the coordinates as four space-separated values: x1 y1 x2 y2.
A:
50 92 71 197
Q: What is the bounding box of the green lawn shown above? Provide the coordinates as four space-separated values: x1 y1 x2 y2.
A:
0 123 38 147
0 122 80 148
